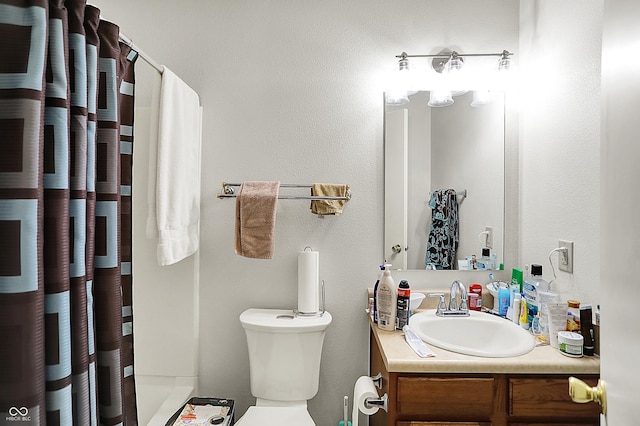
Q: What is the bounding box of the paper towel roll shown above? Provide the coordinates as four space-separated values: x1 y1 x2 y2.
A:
352 376 380 426
298 250 319 313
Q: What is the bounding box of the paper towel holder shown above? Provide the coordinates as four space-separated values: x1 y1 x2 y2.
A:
294 280 326 318
365 394 389 413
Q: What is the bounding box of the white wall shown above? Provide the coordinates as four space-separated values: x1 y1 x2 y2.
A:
86 1 615 424
518 1 603 306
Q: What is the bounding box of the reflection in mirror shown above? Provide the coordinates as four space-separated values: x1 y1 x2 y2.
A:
384 91 504 271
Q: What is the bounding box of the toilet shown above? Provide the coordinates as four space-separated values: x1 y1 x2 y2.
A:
236 308 332 426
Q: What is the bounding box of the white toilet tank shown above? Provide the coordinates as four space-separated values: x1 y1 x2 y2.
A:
240 309 332 402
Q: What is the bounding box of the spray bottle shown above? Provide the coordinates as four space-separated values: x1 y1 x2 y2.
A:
396 280 411 330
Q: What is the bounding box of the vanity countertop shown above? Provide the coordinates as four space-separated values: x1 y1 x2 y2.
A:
370 315 600 375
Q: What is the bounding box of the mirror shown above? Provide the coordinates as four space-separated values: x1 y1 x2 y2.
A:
384 91 505 270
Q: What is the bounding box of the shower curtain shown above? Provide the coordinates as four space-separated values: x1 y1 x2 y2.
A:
0 1 138 424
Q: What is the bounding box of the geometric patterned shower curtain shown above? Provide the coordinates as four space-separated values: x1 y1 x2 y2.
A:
0 1 137 424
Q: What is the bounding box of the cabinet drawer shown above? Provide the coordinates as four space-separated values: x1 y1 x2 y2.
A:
397 377 495 419
509 376 601 418
398 423 489 426
510 424 598 426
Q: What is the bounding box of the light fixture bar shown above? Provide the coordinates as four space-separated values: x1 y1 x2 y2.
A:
395 50 513 59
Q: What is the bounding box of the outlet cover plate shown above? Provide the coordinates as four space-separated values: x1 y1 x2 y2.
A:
558 240 574 273
485 226 493 249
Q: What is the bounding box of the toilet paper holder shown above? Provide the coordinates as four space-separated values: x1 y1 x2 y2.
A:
365 393 389 413
370 373 383 389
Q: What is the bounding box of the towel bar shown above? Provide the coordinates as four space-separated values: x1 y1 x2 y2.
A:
216 182 352 201
428 189 467 203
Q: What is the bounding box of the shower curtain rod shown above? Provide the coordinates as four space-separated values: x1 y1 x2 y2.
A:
118 33 163 73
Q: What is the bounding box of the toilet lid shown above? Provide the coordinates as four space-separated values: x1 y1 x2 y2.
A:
235 406 314 426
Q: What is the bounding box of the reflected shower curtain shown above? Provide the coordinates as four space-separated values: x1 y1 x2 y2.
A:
425 189 459 270
0 1 138 424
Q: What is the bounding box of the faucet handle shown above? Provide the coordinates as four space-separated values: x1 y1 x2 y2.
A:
429 293 447 315
459 296 469 312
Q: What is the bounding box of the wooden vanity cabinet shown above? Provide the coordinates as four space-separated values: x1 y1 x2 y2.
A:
370 331 600 426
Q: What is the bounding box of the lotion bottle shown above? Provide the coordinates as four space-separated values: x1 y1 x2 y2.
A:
376 265 397 331
372 264 385 322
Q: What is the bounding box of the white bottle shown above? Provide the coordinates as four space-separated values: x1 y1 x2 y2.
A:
512 293 521 325
376 265 397 331
477 248 494 270
523 263 549 327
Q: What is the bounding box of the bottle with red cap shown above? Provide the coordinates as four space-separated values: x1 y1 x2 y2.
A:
468 283 482 311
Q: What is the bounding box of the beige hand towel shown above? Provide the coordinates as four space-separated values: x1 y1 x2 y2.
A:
310 183 351 215
235 181 280 259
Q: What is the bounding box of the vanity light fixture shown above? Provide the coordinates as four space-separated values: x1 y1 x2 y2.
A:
443 51 468 97
385 53 418 106
497 50 512 72
385 49 514 107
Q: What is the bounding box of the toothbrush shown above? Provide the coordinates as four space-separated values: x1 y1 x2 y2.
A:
338 395 351 426
344 395 348 425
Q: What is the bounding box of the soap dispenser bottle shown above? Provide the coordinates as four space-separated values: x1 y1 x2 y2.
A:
376 265 397 331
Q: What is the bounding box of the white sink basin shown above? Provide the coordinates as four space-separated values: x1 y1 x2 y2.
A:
409 309 536 358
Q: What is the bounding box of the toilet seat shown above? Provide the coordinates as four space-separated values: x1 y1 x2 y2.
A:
235 405 314 426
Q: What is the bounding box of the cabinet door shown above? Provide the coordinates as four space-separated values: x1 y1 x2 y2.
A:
509 424 598 426
509 376 601 418
397 422 490 426
397 377 495 420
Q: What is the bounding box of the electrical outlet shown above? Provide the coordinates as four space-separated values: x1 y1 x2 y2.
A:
558 240 574 273
485 226 493 248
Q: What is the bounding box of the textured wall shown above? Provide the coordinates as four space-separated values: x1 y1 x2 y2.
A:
97 1 520 424
518 1 603 306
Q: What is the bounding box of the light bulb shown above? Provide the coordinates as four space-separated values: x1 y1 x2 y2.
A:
470 90 493 107
385 54 417 105
444 52 468 96
385 91 410 106
428 90 453 107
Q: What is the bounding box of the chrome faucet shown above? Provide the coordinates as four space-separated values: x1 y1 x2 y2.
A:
429 281 470 317
449 280 468 313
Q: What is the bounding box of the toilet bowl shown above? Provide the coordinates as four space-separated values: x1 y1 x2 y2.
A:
236 308 332 426
236 405 313 426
